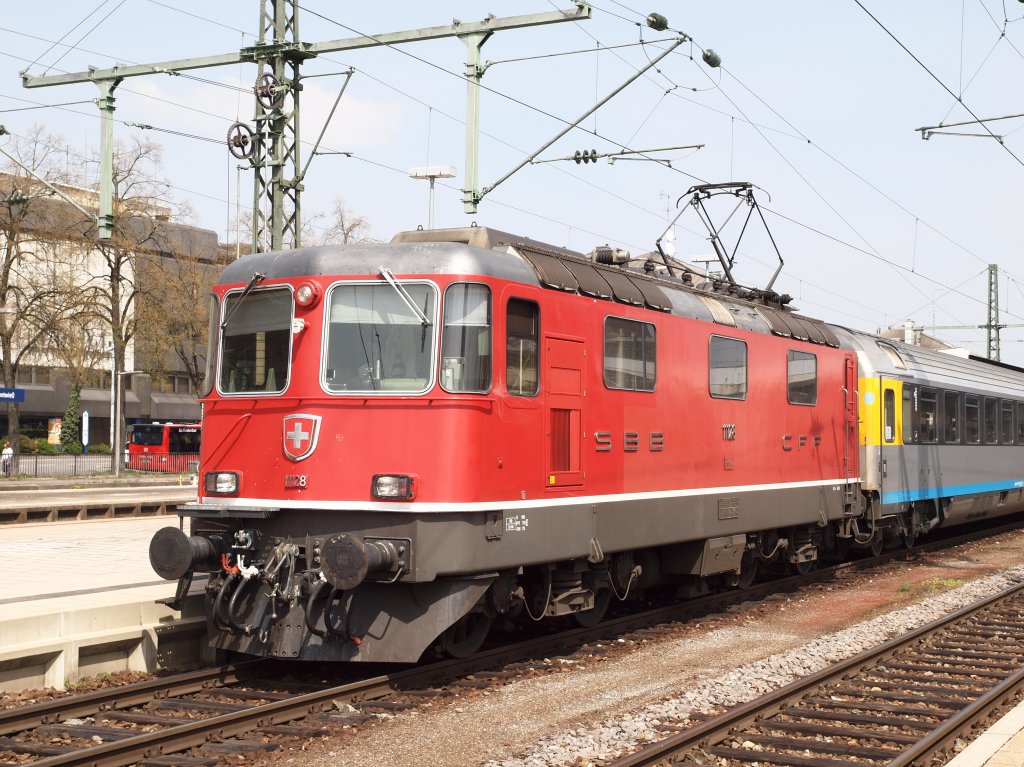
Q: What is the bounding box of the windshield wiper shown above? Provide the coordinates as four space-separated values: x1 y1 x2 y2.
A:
378 266 432 326
220 272 266 330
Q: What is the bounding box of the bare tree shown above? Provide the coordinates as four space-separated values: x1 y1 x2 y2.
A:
317 198 372 245
0 126 87 447
135 233 223 393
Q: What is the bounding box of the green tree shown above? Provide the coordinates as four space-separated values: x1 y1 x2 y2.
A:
60 383 81 450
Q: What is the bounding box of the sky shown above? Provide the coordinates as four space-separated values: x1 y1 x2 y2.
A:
2 1 1024 363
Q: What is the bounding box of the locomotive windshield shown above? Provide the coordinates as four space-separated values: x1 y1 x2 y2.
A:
219 287 292 394
324 282 436 393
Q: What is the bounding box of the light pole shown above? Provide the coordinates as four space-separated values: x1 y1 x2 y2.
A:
0 306 17 455
408 166 456 229
112 370 137 477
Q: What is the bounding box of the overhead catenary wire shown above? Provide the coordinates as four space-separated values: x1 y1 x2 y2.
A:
852 0 1024 168
4 4 1019 335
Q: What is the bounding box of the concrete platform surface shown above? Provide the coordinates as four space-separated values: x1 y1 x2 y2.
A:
0 516 206 691
947 699 1024 767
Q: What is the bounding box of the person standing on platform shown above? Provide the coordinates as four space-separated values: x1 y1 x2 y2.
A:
1 441 12 477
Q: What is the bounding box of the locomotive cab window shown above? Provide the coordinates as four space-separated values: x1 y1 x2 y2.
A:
506 299 539 396
323 281 437 393
200 294 219 397
219 287 291 394
787 350 816 405
709 336 747 400
604 316 656 391
441 283 491 393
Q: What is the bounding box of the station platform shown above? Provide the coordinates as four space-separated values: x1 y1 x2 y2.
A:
947 701 1024 767
0 514 207 691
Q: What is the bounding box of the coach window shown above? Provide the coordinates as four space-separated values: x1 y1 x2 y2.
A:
902 385 915 444
604 317 656 391
709 336 747 399
918 387 938 443
440 283 491 393
984 397 999 444
965 394 981 444
943 390 960 444
219 287 291 394
883 389 896 443
1001 400 1015 445
1017 403 1024 444
506 299 539 396
787 350 816 405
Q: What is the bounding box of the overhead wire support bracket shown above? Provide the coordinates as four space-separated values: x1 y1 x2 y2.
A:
475 35 688 207
530 143 704 165
916 112 1024 141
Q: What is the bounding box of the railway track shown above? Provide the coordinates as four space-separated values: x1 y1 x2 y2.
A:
1 522 1020 767
607 581 1024 767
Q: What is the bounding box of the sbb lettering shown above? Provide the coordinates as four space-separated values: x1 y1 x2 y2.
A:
594 431 665 453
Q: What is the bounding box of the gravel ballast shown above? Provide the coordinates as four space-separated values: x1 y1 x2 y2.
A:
485 565 1024 767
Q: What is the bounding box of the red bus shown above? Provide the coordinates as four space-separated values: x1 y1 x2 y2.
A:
126 422 201 472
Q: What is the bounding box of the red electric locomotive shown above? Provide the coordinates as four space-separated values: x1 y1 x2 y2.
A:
150 224 861 662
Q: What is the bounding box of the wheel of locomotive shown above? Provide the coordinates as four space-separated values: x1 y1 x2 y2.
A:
573 588 612 628
869 534 884 557
735 551 759 589
792 558 817 576
437 611 493 658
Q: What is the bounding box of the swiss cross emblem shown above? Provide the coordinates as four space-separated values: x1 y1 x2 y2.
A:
283 414 321 462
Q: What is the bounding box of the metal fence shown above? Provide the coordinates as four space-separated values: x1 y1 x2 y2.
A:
1 452 200 478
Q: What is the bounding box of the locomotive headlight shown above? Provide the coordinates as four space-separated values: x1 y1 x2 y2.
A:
372 474 416 500
204 471 239 495
295 281 319 307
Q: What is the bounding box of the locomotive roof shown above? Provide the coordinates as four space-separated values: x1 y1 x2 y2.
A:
220 226 840 348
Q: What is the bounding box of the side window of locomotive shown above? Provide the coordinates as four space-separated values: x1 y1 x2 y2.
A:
918 387 937 443
901 385 915 444
984 397 999 444
506 299 539 397
965 394 981 444
1001 400 1015 445
441 283 491 393
604 317 656 392
943 390 960 444
219 287 291 394
709 336 747 400
883 389 896 443
786 350 816 405
200 294 219 397
323 282 436 393
1017 402 1024 445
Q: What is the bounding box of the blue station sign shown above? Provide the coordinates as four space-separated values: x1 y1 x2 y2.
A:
0 388 25 403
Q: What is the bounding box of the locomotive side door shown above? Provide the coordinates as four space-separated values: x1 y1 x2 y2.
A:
544 335 585 487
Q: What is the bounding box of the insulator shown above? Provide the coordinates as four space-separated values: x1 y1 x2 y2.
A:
646 12 669 31
702 48 722 68
573 150 583 164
